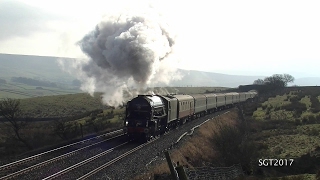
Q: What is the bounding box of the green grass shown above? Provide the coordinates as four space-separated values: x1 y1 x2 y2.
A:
253 91 320 122
252 89 320 168
1 86 228 118
18 92 104 118
261 133 320 158
0 82 81 99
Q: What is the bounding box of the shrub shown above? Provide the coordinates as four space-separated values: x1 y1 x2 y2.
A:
316 114 320 123
211 122 258 172
290 96 299 102
308 128 319 136
294 119 301 126
274 106 281 111
302 117 308 124
262 105 267 110
311 107 320 113
282 101 307 115
308 115 317 124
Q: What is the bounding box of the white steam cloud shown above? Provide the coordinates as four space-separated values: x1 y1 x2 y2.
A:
59 8 181 107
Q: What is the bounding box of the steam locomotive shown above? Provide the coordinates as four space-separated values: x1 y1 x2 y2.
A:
123 91 257 141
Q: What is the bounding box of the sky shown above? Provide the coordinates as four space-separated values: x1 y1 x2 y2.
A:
0 0 320 78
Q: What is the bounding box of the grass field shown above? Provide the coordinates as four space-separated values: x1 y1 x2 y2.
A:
252 90 320 156
0 82 81 99
1 82 229 100
18 92 105 118
0 86 230 118
253 91 320 121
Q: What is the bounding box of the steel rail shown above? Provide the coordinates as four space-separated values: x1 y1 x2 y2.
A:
0 129 123 171
42 141 129 180
0 134 124 180
77 137 159 180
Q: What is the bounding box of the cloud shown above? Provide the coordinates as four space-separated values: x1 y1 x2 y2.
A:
0 0 63 41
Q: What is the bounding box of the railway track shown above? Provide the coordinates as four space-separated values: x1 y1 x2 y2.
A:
44 136 159 180
40 111 230 179
1 109 232 180
0 129 123 179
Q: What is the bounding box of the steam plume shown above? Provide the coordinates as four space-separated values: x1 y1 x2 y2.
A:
59 8 181 107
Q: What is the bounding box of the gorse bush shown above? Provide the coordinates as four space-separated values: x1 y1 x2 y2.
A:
282 101 307 115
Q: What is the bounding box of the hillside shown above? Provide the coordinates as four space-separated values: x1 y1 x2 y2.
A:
172 69 265 87
1 53 319 90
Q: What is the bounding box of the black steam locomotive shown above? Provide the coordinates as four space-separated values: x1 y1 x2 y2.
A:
123 91 257 141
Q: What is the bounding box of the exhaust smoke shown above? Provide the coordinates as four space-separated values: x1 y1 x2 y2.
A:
59 8 181 107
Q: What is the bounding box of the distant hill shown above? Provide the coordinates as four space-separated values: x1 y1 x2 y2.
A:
0 53 75 84
294 77 320 86
171 69 265 88
0 53 319 88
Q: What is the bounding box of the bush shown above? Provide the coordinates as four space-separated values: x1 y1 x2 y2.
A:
262 105 267 110
282 101 307 115
308 128 319 136
308 115 317 124
212 122 258 174
302 118 308 124
302 115 317 124
311 107 320 113
289 96 299 102
316 114 320 123
274 106 281 111
294 119 301 126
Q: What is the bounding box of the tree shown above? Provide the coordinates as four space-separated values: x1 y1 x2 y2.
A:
252 74 295 95
283 74 295 86
253 79 264 85
264 74 295 88
0 98 32 149
264 74 286 88
53 117 74 140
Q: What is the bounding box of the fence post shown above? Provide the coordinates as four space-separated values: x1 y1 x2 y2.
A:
176 165 188 180
164 151 178 180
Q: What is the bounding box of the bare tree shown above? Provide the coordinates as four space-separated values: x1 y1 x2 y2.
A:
263 74 295 88
0 98 32 149
53 118 73 140
264 74 286 88
283 74 295 86
253 79 264 85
